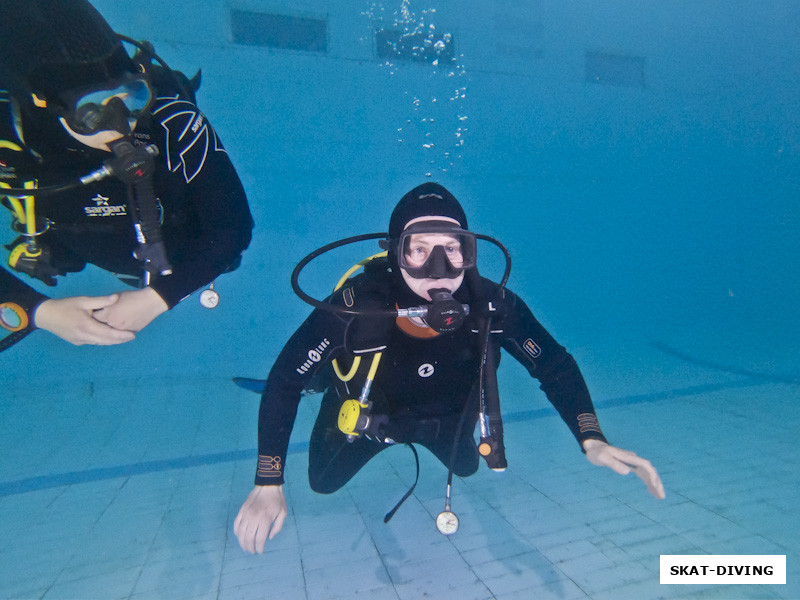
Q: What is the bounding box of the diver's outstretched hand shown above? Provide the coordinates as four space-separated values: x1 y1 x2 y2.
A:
92 287 168 333
582 439 666 499
34 295 136 345
234 485 288 554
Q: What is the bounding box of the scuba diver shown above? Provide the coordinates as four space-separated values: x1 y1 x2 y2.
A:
0 0 253 350
234 182 664 553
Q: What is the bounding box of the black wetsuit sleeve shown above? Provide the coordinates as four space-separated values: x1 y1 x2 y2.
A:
499 287 609 448
0 267 47 344
145 96 253 308
254 307 348 486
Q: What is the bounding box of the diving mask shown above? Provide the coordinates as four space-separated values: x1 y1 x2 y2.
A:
388 220 477 280
57 70 154 136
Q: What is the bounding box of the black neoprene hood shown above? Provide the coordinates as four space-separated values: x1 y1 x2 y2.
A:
0 0 134 99
384 182 472 302
388 182 469 240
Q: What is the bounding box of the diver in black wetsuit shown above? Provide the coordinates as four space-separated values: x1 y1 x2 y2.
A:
234 182 664 553
0 0 253 348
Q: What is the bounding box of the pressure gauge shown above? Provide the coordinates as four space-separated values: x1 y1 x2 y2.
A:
200 285 219 309
436 510 459 535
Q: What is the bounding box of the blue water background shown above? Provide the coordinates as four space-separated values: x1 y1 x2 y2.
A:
4 1 797 389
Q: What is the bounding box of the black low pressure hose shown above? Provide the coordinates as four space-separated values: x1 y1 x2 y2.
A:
472 262 507 470
440 259 511 520
444 274 491 485
290 232 392 316
0 140 162 198
0 179 88 197
478 327 507 470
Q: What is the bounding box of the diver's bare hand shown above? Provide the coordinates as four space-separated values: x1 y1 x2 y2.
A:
92 287 167 332
583 439 666 499
234 485 288 554
34 295 135 345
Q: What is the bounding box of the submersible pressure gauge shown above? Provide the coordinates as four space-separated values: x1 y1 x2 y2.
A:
199 282 220 309
436 481 459 535
436 510 459 535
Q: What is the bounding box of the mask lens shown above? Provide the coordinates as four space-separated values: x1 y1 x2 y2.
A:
60 72 154 135
404 235 465 267
74 77 152 116
398 226 476 277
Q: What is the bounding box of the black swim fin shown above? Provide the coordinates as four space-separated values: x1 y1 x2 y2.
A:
232 377 266 393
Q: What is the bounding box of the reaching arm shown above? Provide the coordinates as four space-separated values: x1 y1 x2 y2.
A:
499 285 664 498
499 286 608 446
233 302 348 549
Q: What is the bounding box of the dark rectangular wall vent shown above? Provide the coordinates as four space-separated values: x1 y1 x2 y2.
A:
375 29 455 63
585 51 646 88
231 9 328 52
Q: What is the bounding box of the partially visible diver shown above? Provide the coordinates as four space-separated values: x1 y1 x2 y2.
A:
0 0 253 349
234 182 664 553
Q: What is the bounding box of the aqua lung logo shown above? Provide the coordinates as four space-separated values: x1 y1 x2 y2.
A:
296 338 330 375
523 338 542 359
418 363 435 378
84 194 127 217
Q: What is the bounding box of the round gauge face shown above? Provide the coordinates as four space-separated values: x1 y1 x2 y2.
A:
436 510 459 535
199 289 220 309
